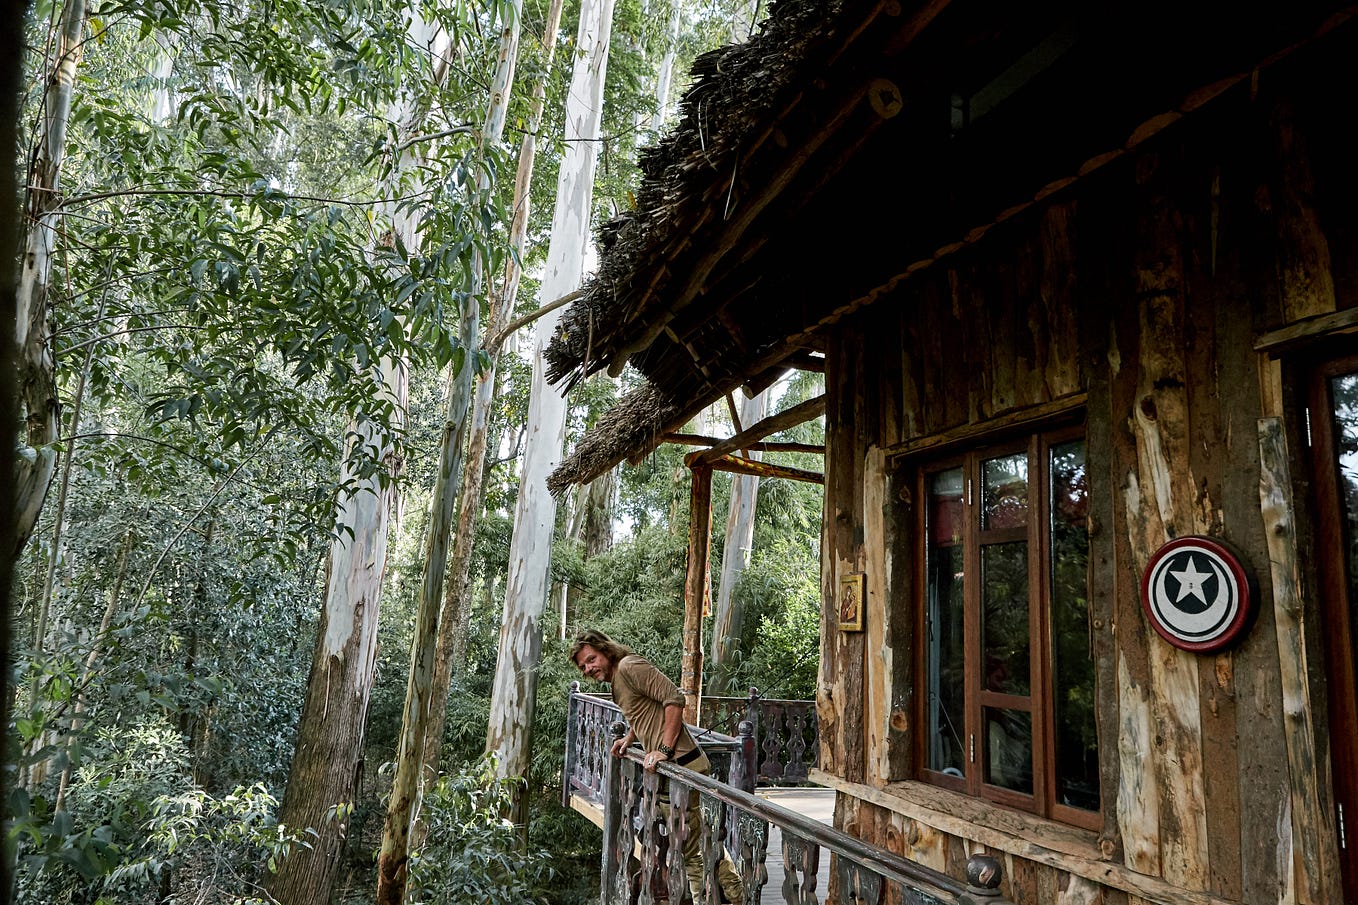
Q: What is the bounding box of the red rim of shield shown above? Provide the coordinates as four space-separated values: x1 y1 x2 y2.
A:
1139 535 1253 653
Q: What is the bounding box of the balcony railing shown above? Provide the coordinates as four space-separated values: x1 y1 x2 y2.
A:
563 683 1013 905
563 685 816 800
698 690 816 786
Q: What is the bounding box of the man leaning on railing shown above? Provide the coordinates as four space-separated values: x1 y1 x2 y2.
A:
570 628 744 904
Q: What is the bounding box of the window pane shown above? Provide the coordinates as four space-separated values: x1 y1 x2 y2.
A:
1333 374 1358 614
1050 439 1099 812
983 453 1028 530
926 469 966 776
984 707 1033 794
982 541 1029 695
930 468 964 545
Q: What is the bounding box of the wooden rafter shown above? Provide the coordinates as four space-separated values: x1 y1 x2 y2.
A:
693 395 826 466
663 432 824 456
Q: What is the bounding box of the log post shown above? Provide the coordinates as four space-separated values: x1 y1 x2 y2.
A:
682 459 713 724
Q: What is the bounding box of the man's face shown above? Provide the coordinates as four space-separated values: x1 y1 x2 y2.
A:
574 643 614 683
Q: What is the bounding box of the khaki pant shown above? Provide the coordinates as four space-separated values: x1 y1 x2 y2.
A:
660 791 743 904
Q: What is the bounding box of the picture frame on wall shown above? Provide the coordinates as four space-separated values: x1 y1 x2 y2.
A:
838 572 865 632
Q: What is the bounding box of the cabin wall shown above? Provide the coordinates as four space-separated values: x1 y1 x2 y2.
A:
816 40 1352 905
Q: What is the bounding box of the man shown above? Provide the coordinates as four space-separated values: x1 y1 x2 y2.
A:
570 628 743 905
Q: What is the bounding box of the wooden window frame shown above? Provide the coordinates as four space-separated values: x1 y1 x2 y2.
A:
1305 350 1358 904
910 423 1099 831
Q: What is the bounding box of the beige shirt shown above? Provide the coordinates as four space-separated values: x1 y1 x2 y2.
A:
611 654 710 773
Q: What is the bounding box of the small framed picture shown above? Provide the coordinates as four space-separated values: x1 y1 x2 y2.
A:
838 572 865 632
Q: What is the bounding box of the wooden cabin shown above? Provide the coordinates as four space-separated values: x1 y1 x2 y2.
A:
545 1 1358 902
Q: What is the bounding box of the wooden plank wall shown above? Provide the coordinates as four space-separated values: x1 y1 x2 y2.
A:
817 48 1352 905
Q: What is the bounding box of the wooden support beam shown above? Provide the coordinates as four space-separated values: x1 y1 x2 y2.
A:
664 433 824 456
1253 306 1358 355
703 453 823 484
681 464 713 724
725 393 744 435
781 349 826 372
694 395 826 466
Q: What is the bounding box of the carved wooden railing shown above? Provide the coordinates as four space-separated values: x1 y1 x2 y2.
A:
563 685 816 797
699 689 817 785
597 723 1012 905
564 686 755 811
564 684 1014 905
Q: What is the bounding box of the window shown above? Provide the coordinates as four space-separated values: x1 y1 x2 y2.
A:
916 426 1099 828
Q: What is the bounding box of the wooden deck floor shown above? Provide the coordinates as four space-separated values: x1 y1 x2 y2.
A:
752 786 835 904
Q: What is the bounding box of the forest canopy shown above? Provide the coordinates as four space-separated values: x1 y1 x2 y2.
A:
4 0 821 902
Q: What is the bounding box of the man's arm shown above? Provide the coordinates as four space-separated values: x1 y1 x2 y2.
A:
658 702 684 756
642 702 685 773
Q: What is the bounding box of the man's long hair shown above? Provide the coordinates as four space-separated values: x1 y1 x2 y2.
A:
569 628 632 665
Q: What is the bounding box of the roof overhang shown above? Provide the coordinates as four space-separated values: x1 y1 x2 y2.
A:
545 0 1358 491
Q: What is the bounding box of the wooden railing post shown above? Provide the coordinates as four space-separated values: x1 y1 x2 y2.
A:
563 681 581 808
601 721 626 905
729 719 757 795
959 853 1014 905
744 687 761 761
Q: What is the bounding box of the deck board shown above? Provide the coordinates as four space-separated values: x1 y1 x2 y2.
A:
748 785 835 904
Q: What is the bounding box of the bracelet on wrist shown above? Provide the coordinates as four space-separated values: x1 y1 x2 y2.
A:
658 743 675 758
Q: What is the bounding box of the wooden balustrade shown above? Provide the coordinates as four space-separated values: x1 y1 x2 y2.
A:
690 688 818 784
599 723 1013 905
565 683 1013 905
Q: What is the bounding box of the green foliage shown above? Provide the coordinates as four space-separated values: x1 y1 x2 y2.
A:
406 756 554 905
11 1 819 904
728 534 822 701
12 716 301 903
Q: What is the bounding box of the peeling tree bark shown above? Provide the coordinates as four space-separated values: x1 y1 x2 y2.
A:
270 9 446 899
420 0 563 807
485 0 616 830
708 390 767 695
268 391 402 904
14 0 85 560
375 4 524 899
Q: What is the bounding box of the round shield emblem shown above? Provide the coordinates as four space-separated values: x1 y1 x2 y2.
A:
1140 536 1254 652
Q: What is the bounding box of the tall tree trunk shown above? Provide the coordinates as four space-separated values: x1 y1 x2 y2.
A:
269 6 446 895
3 6 27 898
648 0 683 136
582 464 616 557
421 0 565 793
14 0 84 559
485 0 616 830
24 286 108 791
267 387 402 904
375 5 523 900
708 390 767 695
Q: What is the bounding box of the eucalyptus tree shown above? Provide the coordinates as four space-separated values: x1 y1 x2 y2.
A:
708 388 767 695
267 3 507 901
11 0 483 898
2 0 25 900
485 0 618 830
421 0 566 790
375 0 526 895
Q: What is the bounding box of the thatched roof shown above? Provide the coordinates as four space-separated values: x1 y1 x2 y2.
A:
544 0 864 492
544 0 1358 493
